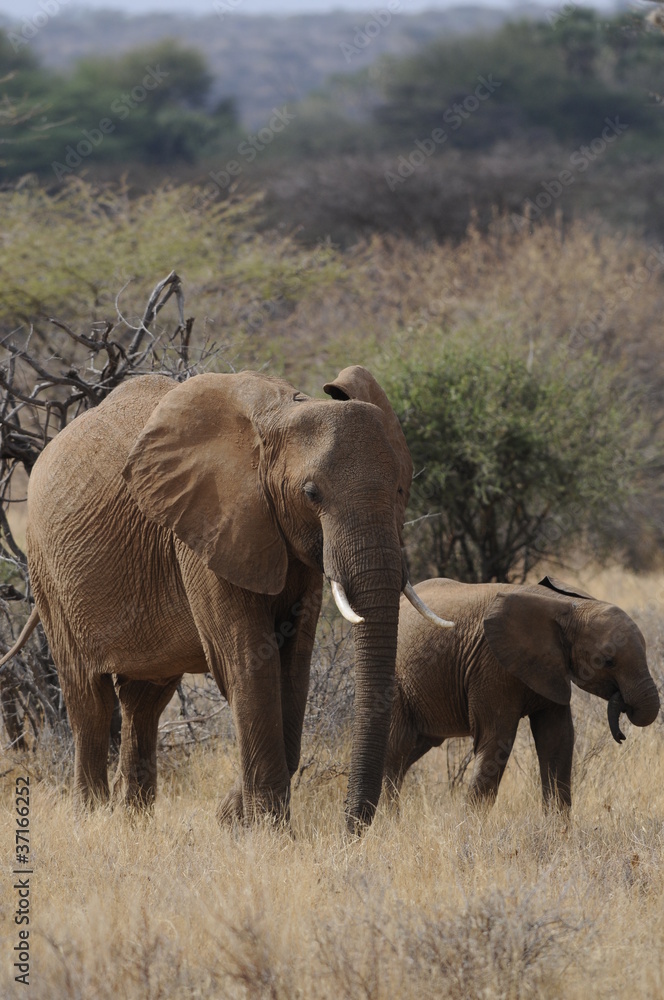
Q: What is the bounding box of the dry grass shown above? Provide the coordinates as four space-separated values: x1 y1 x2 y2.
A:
3 184 664 398
1 581 662 1000
570 565 664 613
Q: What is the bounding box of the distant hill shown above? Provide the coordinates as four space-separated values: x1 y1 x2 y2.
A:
0 5 548 127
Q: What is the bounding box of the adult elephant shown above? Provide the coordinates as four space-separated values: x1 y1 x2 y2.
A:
5 366 451 832
385 576 660 809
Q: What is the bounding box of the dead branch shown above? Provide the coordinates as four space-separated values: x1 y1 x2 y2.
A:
0 271 223 747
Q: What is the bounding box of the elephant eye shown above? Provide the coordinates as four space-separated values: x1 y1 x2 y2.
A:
303 481 322 504
605 656 616 669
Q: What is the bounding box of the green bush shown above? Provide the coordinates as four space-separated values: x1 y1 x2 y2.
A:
372 10 664 150
382 342 645 583
0 37 239 178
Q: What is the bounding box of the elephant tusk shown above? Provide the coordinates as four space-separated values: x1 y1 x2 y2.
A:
403 582 455 628
331 580 365 624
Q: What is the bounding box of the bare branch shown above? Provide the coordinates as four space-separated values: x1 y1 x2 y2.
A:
127 270 184 358
0 271 224 747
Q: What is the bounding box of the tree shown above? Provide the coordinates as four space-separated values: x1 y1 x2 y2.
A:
371 12 663 148
0 273 215 747
0 33 239 177
383 343 645 583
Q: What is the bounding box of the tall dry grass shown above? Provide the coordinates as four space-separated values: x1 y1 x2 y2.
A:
1 573 662 1000
3 184 664 396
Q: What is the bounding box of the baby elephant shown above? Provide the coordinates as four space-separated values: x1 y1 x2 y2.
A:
385 576 660 809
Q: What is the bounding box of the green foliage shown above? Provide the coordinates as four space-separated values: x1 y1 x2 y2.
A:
0 37 239 177
382 341 644 583
0 180 346 377
372 10 663 149
0 30 42 83
260 8 663 162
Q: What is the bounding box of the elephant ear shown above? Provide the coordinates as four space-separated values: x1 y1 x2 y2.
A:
122 372 288 595
538 575 595 601
483 591 573 705
323 366 413 526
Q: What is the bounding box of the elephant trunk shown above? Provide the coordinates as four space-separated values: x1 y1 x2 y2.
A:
345 595 400 833
622 674 660 728
324 525 402 834
609 674 660 743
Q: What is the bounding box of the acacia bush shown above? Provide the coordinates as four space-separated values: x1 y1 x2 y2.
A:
0 180 343 345
0 36 239 177
383 343 647 583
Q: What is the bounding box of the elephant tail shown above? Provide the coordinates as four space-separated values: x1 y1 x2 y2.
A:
0 607 41 671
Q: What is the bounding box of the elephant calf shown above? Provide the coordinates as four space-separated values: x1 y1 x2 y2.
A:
385 576 660 809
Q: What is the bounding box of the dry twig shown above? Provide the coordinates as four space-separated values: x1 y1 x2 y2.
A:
0 272 219 746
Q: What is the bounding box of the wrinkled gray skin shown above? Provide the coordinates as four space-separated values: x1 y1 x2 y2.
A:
385 576 660 809
26 366 416 832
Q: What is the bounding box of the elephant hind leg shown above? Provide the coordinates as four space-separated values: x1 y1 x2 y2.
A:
112 675 181 810
30 585 115 807
61 671 117 808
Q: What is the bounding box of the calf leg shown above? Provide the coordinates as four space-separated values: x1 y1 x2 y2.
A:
384 687 444 802
529 704 574 811
468 724 519 807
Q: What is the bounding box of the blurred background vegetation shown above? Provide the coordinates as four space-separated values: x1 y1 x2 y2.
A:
3 7 664 238
1 3 663 595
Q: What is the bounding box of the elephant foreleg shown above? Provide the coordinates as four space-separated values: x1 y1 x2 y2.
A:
529 704 574 811
112 675 181 810
230 661 291 825
176 559 292 826
385 733 443 803
279 587 321 779
384 683 444 801
217 784 244 826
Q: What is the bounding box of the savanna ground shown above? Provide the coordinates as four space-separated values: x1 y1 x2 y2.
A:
1 566 663 1000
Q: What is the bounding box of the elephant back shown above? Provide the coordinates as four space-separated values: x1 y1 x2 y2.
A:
28 375 176 516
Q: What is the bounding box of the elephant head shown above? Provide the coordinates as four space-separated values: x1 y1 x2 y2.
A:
122 366 448 830
483 578 660 742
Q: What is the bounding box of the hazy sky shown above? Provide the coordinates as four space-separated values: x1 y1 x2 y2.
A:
3 0 613 18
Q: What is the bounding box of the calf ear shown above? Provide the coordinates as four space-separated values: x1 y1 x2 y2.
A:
323 365 413 531
483 591 573 705
538 575 595 600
